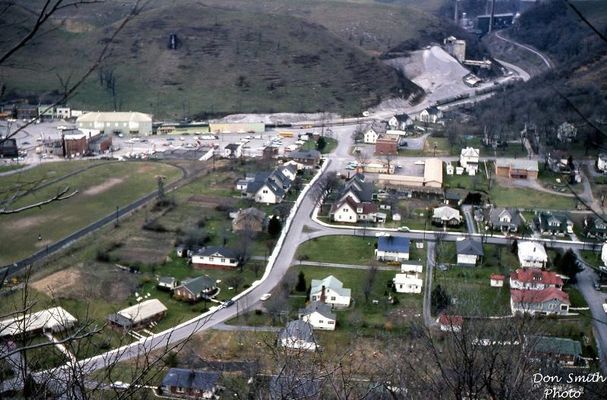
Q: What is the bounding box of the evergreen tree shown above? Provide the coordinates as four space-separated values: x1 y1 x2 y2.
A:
268 215 282 238
316 136 327 152
296 271 306 292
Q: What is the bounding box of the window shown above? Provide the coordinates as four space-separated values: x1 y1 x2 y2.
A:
331 296 336 301
318 320 324 324
209 257 214 262
328 321 335 324
176 387 184 394
560 305 568 311
220 258 225 263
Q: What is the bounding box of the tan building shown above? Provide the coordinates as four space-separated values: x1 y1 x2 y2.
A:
76 111 152 136
495 158 538 179
209 122 265 134
377 158 443 189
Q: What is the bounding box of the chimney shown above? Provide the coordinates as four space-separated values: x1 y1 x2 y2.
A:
320 285 326 303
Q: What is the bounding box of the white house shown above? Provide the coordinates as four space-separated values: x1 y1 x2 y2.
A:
310 276 351 309
401 263 423 274
393 273 423 294
388 113 413 130
191 247 239 269
446 163 454 175
298 302 336 331
375 236 410 262
278 164 298 181
418 106 443 124
456 238 484 266
598 154 607 173
490 274 505 287
278 320 316 351
517 241 548 268
363 122 387 144
331 197 359 223
602 242 607 266
459 147 480 175
432 206 462 226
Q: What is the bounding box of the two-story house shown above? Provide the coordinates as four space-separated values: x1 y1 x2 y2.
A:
388 113 413 131
459 147 480 175
510 288 570 316
537 212 573 236
309 276 351 309
517 241 548 268
583 216 607 239
510 268 564 291
488 207 521 233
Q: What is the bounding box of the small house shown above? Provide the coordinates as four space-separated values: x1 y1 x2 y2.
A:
388 113 413 130
456 238 484 266
191 247 239 269
310 276 351 309
108 299 167 331
298 302 337 331
537 212 573 236
375 236 410 262
0 307 77 338
584 216 607 239
157 276 178 291
363 121 387 144
490 274 504 287
432 206 462 226
160 368 220 399
393 273 423 294
223 143 242 158
517 241 548 268
510 288 570 316
418 106 443 124
459 147 480 175
488 207 520 233
436 314 463 333
286 149 321 169
232 208 266 233
278 320 317 351
173 276 217 303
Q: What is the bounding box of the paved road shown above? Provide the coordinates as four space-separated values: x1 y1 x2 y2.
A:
461 205 477 234
494 31 554 70
423 241 436 327
493 58 531 82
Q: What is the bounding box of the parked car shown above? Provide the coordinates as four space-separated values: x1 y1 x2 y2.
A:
223 299 235 307
260 293 272 301
110 381 130 390
397 226 410 232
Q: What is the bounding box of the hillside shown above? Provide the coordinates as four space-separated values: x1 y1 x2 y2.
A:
474 1 607 146
0 0 453 117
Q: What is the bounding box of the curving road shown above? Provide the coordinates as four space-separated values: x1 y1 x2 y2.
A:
494 31 554 70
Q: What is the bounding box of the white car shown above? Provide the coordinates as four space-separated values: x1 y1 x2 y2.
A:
110 381 130 390
397 226 410 232
260 293 272 301
375 232 390 237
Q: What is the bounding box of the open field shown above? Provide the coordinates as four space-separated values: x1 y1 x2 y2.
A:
296 236 377 265
0 161 182 265
489 184 575 210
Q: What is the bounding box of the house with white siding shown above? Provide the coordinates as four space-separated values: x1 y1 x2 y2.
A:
278 320 317 351
517 241 548 268
393 273 423 294
375 236 410 262
191 247 239 269
310 276 351 309
298 302 337 330
459 147 480 175
456 238 484 266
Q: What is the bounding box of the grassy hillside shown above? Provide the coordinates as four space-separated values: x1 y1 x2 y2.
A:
0 0 449 117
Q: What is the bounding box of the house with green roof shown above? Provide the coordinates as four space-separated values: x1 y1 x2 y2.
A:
173 276 217 303
528 335 583 366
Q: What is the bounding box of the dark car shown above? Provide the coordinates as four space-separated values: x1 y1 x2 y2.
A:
223 299 235 307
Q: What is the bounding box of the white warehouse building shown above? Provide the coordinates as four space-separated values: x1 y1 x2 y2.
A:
76 111 153 136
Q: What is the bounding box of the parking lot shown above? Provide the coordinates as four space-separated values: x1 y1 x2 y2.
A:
0 120 317 165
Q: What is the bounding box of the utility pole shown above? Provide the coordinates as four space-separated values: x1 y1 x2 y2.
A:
488 0 496 34
454 0 459 26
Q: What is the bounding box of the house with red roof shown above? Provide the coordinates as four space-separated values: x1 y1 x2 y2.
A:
510 288 570 316
490 274 505 287
436 314 464 332
510 268 563 291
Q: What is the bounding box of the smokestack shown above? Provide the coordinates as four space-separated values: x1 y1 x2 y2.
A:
454 0 458 25
320 285 326 303
488 0 496 33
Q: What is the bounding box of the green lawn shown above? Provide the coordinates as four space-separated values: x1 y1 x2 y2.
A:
0 164 24 173
291 265 422 330
489 185 575 210
296 236 377 265
434 265 511 317
302 137 337 154
0 161 183 265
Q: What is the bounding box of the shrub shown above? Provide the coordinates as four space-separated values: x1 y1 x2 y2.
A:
142 220 168 232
